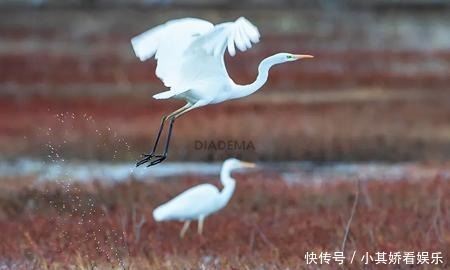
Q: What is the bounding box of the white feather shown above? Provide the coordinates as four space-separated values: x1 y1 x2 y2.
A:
153 184 220 221
131 17 261 99
152 90 177 99
152 158 248 223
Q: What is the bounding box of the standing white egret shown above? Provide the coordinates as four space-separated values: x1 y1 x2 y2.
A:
131 17 313 167
153 158 255 238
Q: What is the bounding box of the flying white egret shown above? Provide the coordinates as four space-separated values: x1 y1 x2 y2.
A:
131 17 313 167
153 158 256 238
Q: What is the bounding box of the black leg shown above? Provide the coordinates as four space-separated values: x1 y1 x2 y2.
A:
164 117 175 154
136 102 192 168
136 117 166 167
151 117 167 153
146 117 176 167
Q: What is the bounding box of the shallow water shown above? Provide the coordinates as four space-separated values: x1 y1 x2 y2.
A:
0 159 447 184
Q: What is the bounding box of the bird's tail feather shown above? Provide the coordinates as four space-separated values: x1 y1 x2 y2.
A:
153 91 176 99
153 207 165 221
153 88 188 99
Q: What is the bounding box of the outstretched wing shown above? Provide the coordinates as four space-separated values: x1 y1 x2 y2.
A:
131 17 260 98
172 17 260 88
160 17 260 96
131 18 214 88
192 16 260 58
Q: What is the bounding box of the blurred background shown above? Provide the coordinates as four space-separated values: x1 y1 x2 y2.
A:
1 0 449 163
1 2 449 268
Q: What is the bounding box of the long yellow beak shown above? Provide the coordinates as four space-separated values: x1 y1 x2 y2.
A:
241 161 257 168
293 54 314 59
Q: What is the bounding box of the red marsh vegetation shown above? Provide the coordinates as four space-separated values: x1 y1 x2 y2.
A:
0 171 448 269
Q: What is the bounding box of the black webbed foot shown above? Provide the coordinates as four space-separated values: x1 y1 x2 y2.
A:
146 155 167 167
136 153 155 167
136 153 167 167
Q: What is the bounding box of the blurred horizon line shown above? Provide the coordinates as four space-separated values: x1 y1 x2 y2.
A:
1 0 450 10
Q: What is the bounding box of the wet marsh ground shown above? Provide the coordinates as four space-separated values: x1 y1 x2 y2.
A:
0 163 449 269
1 4 450 269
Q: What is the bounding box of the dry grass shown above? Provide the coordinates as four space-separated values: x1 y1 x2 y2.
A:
0 171 449 269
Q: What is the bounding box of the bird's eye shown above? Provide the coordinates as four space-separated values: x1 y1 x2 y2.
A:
286 55 293 59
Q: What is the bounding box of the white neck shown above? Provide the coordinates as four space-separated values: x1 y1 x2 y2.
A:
230 55 281 100
218 164 237 208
